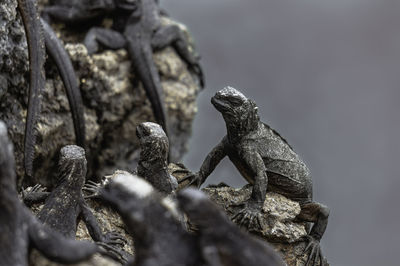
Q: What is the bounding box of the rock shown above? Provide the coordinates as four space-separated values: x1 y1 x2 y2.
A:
203 184 307 242
203 184 329 265
0 0 203 187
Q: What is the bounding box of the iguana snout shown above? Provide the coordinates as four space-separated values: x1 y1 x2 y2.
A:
211 86 248 114
136 122 166 141
58 145 87 185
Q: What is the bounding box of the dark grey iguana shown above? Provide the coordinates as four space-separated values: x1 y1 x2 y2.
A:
83 122 177 196
177 188 285 266
136 122 177 194
185 86 330 266
0 121 98 266
22 145 125 253
99 171 205 266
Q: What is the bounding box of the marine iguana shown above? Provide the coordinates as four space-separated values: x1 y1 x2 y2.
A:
43 0 204 136
177 188 285 266
184 87 330 266
136 122 177 194
15 1 86 180
83 122 177 196
22 145 124 248
0 121 98 266
99 171 205 266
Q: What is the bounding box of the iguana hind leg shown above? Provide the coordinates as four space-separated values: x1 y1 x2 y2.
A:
297 202 330 266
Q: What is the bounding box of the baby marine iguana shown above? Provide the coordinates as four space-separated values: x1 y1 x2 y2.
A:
136 122 178 194
16 1 86 179
0 121 98 266
84 122 177 196
185 87 330 266
177 188 285 266
99 171 205 266
23 145 123 247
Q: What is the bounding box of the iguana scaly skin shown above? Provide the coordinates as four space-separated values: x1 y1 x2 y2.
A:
187 87 330 266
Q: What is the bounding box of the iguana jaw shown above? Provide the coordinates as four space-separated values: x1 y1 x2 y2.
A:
211 86 248 115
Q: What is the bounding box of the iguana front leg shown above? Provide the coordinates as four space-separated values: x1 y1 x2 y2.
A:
232 147 267 231
151 25 204 87
183 138 227 187
17 0 46 178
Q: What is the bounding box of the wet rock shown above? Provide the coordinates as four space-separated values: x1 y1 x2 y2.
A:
0 0 202 187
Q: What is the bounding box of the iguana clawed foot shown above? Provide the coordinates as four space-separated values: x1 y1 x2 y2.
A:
83 180 103 199
179 171 204 188
302 235 327 266
102 231 127 247
231 200 264 231
97 241 132 264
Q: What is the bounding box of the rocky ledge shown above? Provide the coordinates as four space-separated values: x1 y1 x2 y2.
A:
203 184 329 266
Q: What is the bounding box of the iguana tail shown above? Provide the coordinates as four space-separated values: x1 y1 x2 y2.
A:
126 38 169 138
17 0 45 178
41 18 86 149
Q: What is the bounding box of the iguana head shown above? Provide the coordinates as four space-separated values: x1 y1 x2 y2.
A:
177 188 232 231
57 145 87 187
0 121 16 190
211 87 259 138
101 171 158 233
136 122 169 161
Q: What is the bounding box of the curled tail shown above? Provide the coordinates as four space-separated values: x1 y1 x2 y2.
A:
41 18 86 148
17 0 46 178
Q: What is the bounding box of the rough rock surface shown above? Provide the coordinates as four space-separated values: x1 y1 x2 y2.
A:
203 184 328 266
0 0 202 188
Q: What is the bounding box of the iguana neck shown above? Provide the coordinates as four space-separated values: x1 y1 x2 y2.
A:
225 114 259 143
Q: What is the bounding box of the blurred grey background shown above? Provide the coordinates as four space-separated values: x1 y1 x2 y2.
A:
161 0 400 265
